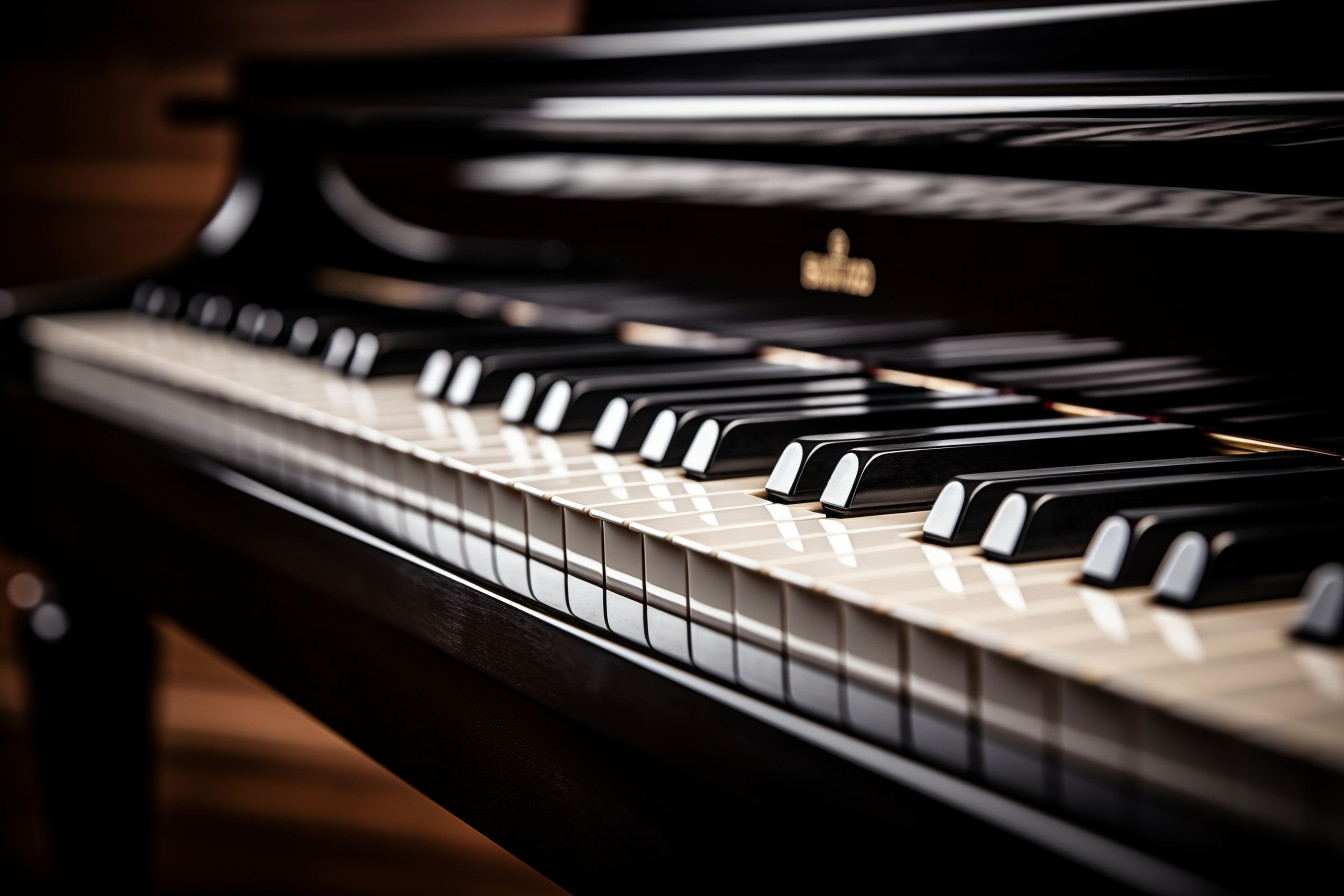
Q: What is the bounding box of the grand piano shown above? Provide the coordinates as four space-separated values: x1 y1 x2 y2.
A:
3 0 1344 893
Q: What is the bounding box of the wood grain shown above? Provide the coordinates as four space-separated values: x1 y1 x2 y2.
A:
0 0 581 287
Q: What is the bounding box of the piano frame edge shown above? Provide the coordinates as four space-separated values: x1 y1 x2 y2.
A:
0 383 1309 896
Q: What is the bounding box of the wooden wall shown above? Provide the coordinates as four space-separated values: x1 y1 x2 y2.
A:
0 0 581 288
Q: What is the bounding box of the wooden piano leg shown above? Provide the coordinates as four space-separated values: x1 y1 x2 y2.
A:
12 568 157 895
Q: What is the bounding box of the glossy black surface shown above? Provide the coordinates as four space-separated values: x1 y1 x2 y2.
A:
981 465 1344 563
504 351 762 424
1081 494 1344 589
823 421 1210 516
926 451 1339 547
682 392 1048 479
1153 520 1344 609
592 372 876 450
767 412 1149 503
637 384 970 466
531 359 841 433
444 341 691 405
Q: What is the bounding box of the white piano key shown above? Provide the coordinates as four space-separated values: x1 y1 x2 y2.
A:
686 552 736 681
782 583 843 725
839 601 904 749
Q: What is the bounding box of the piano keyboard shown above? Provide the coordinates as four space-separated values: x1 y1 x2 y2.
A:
22 286 1344 867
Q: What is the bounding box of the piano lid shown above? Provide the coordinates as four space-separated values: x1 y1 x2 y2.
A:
162 0 1344 386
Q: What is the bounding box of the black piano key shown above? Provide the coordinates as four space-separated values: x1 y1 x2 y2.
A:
287 307 443 357
533 363 888 435
923 450 1338 547
1156 396 1324 425
229 299 369 346
449 341 755 408
319 314 484 374
860 333 1125 376
347 322 594 379
347 327 478 378
821 422 1211 517
129 279 158 313
500 351 760 425
637 388 1011 468
320 325 365 371
752 316 959 351
1215 408 1344 442
1292 562 1344 645
413 334 618 397
248 304 363 347
1080 493 1344 589
978 465 1344 563
591 374 898 451
184 290 238 331
142 282 183 319
229 302 266 341
1024 364 1227 400
1152 520 1344 609
680 393 1051 480
417 336 625 400
1071 372 1308 413
973 355 1206 389
767 413 1153 504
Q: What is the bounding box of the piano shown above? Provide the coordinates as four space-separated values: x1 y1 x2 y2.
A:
4 0 1344 892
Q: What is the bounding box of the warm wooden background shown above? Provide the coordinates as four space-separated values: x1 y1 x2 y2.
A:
0 0 581 288
1 2 581 893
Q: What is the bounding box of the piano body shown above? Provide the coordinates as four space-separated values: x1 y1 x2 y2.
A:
4 0 1344 892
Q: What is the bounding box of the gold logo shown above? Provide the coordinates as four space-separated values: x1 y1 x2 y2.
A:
800 229 875 297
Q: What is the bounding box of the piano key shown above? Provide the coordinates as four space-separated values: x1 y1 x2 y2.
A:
1026 364 1228 398
768 413 1153 504
239 304 343 347
636 385 976 467
663 515 927 680
140 282 183 319
590 373 887 451
128 279 159 313
1152 520 1344 609
183 290 239 331
530 360 865 434
415 335 625 400
286 307 443 357
748 315 959 350
495 348 761 423
925 450 1338 547
444 340 721 407
980 465 1344 564
1072 372 1310 413
228 301 268 342
346 322 592 379
972 355 1206 389
319 322 477 375
860 333 1126 376
681 393 1050 480
821 422 1210 518
1081 494 1344 589
1155 396 1331 427
1215 408 1344 443
519 483 750 624
1292 562 1344 645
